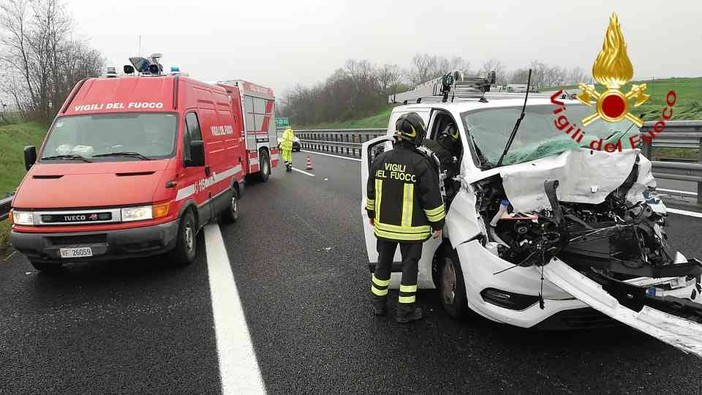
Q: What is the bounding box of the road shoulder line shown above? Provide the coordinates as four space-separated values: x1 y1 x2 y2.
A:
292 167 315 177
204 224 265 394
667 208 702 218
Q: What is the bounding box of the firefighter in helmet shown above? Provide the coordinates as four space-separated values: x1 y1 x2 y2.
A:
423 123 461 176
365 112 446 323
422 122 462 197
280 127 296 172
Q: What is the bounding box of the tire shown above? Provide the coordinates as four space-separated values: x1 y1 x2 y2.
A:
257 150 270 182
438 246 469 319
169 210 197 266
219 188 239 224
30 260 62 273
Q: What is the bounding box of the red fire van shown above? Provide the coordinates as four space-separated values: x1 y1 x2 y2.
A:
10 74 276 271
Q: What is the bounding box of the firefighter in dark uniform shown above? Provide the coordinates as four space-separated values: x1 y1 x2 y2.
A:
365 112 446 324
422 123 461 179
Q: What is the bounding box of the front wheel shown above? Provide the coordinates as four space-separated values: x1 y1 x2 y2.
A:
439 246 469 319
220 189 239 224
169 210 197 266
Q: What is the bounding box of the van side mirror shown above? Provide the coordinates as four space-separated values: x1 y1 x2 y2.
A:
24 146 37 171
186 140 205 167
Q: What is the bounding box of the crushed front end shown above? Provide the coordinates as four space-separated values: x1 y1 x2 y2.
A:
467 149 702 335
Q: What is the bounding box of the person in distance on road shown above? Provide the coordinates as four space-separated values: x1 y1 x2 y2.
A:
280 126 296 172
366 112 446 324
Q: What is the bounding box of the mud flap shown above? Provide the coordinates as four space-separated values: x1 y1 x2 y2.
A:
544 259 702 357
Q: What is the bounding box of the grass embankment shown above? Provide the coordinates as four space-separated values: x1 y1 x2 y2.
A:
294 105 394 129
548 77 702 121
0 121 47 249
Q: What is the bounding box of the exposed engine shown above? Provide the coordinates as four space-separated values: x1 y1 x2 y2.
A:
474 174 700 280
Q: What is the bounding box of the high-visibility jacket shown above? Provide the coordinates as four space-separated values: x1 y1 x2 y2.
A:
281 128 295 151
366 142 446 242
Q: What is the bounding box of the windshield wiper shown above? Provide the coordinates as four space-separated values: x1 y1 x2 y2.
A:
41 154 92 163
92 152 152 161
496 69 532 167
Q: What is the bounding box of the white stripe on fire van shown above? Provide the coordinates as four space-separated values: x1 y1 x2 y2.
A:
176 165 242 202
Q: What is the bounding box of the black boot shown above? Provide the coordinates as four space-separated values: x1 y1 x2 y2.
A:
396 303 423 324
371 295 387 316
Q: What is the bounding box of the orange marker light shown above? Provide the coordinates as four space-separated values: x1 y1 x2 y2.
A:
8 210 13 225
152 203 170 219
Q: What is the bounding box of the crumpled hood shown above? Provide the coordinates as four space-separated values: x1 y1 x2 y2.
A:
14 160 171 209
499 148 642 212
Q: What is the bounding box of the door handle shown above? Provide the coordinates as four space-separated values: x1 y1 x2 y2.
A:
205 166 211 177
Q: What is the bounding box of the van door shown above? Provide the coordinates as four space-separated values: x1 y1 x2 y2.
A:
182 111 211 223
360 132 442 289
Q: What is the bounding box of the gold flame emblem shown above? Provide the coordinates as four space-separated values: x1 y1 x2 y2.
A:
577 13 650 127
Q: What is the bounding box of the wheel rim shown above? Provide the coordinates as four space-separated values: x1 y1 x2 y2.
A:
441 257 457 305
231 196 238 218
184 222 194 253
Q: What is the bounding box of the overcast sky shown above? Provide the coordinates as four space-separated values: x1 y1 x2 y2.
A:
68 0 701 96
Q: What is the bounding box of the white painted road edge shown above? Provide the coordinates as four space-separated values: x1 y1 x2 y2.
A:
668 208 702 219
204 224 266 394
658 188 698 197
292 167 315 177
301 149 362 162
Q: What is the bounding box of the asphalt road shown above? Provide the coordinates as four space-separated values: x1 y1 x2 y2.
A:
1 150 702 393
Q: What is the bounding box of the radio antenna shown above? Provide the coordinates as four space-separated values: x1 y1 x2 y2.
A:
496 69 532 167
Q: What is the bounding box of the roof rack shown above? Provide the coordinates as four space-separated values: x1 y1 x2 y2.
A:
389 70 497 104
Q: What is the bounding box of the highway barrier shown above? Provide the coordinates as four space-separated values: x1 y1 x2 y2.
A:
642 120 702 204
294 128 385 158
285 120 702 204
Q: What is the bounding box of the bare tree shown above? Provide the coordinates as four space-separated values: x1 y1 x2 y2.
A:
479 59 506 83
405 53 438 85
376 64 402 95
567 66 587 85
0 0 104 122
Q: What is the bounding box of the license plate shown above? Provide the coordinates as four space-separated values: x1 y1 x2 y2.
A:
59 247 93 258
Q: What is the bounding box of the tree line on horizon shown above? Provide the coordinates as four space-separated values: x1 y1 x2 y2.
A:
0 0 104 123
279 54 590 127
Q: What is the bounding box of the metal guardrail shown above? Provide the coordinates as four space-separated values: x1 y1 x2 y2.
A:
641 121 702 204
0 195 12 222
646 120 702 149
294 128 386 158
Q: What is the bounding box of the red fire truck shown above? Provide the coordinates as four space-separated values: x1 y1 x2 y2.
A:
10 61 278 271
216 79 279 179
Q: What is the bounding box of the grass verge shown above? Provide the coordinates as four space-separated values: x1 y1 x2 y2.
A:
0 121 47 250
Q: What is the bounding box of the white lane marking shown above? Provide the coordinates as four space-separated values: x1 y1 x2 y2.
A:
292 167 315 177
667 208 702 218
658 188 698 197
300 150 362 162
204 224 265 394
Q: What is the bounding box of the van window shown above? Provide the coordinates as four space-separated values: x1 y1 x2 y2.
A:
41 113 178 161
183 112 203 162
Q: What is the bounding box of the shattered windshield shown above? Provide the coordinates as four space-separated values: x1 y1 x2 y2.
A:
462 104 639 167
41 113 178 162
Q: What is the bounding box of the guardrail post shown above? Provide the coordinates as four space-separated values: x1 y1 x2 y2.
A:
698 135 702 205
